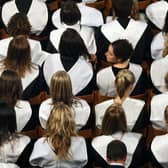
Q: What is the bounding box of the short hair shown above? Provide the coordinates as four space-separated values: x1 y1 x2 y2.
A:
60 0 81 25
50 71 74 106
46 102 77 160
107 140 127 161
0 70 22 107
4 35 32 77
7 13 31 37
115 69 135 98
101 103 127 135
0 102 17 146
59 28 89 60
112 0 133 17
111 39 133 62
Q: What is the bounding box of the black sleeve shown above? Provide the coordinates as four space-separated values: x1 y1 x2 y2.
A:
129 137 148 168
16 139 36 168
132 105 150 132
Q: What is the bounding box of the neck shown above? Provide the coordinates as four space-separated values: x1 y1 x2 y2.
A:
113 60 129 69
114 95 127 104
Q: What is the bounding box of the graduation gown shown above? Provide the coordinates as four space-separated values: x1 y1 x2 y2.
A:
29 136 88 168
95 97 148 132
43 53 94 96
39 98 91 130
52 2 104 28
49 23 97 55
96 18 151 64
91 132 146 168
1 0 48 35
96 63 145 97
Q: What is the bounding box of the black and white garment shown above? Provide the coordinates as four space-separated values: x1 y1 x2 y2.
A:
52 2 104 28
95 97 148 132
146 0 168 30
1 0 48 35
151 32 165 60
150 93 168 130
0 37 49 66
96 63 145 97
0 135 34 168
49 23 97 55
150 55 168 93
29 136 88 168
43 53 94 96
91 132 146 168
96 18 151 64
150 133 168 168
39 98 91 130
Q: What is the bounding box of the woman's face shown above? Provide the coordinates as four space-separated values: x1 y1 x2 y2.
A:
105 45 118 63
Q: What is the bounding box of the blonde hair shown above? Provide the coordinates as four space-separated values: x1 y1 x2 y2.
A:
115 69 135 98
50 71 74 106
46 103 77 160
163 33 168 57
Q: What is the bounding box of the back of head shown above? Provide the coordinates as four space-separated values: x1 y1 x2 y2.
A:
5 35 31 77
112 39 133 62
59 28 89 60
115 69 135 98
0 70 22 107
7 13 31 37
46 102 77 160
107 140 127 163
60 0 81 25
50 71 73 106
102 103 127 135
112 0 133 17
0 102 17 146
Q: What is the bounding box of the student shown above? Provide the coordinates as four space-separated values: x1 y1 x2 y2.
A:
49 0 97 56
30 103 88 168
0 35 44 100
43 28 94 96
150 105 168 168
0 102 34 167
92 103 147 168
0 13 48 66
96 39 146 97
107 140 127 168
96 69 148 132
150 72 168 130
52 0 104 28
0 70 33 131
39 71 91 130
96 0 151 64
1 0 48 35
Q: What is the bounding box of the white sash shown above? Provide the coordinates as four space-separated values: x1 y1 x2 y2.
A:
101 19 147 49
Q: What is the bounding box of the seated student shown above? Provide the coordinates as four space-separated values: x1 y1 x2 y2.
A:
43 28 94 96
96 39 147 97
92 103 147 168
150 105 168 168
1 0 49 35
96 0 152 64
0 35 45 100
150 11 168 60
0 102 34 168
30 103 88 168
0 70 33 131
106 140 127 168
0 13 48 66
145 0 168 31
49 0 97 56
150 72 168 130
52 0 104 28
39 71 91 130
96 69 148 132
